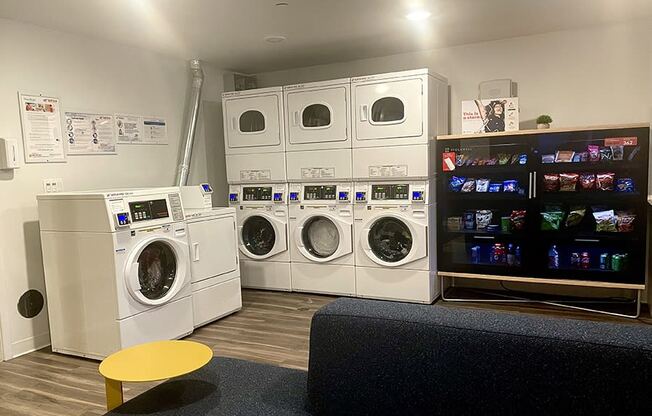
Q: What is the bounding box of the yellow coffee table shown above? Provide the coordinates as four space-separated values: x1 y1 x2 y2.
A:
98 340 213 411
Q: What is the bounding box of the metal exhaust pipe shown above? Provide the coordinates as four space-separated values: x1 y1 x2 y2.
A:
176 59 204 186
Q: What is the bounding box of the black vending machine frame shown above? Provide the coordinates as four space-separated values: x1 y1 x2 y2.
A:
435 124 649 317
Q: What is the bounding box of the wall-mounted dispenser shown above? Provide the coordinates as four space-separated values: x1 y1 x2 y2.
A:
0 138 19 170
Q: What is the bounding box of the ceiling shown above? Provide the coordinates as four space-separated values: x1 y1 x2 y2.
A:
1 0 651 73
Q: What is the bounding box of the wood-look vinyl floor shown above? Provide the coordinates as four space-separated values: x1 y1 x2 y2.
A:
0 289 649 416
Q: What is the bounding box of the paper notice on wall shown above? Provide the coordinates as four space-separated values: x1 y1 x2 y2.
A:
115 114 143 143
64 112 116 155
18 93 65 163
143 117 167 144
462 97 519 134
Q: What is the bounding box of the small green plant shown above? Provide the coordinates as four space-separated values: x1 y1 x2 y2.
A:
536 114 553 124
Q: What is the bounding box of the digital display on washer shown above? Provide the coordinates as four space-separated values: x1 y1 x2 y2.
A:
371 184 409 200
242 186 272 201
129 199 169 222
304 185 336 200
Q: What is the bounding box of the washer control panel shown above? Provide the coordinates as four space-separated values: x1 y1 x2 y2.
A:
355 182 428 204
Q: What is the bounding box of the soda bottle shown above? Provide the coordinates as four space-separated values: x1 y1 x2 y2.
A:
548 245 559 269
506 243 515 266
514 246 521 266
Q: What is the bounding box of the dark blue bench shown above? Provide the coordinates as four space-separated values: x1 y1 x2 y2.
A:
107 298 652 415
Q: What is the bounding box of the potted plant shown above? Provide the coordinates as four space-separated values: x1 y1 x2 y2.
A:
536 115 552 129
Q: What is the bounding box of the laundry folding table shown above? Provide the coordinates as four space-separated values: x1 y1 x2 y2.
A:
98 340 213 411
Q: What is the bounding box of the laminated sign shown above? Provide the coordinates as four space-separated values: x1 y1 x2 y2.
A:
462 98 519 134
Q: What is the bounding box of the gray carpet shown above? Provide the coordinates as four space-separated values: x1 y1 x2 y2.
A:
104 357 310 416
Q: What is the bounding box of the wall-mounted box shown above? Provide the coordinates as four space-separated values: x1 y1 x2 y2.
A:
0 138 19 169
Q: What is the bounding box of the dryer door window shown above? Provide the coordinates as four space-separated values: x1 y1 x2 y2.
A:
302 216 340 258
137 241 178 300
239 110 265 133
355 78 423 141
371 97 404 123
368 217 413 263
242 215 276 256
302 104 331 128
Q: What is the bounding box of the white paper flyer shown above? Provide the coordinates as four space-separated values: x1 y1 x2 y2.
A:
18 93 65 163
115 114 143 143
64 112 116 155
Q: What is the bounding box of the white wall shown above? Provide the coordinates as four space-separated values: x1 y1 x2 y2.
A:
0 18 227 359
256 21 652 132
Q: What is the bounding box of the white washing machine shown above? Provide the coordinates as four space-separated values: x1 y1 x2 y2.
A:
353 181 438 304
181 184 242 328
228 183 291 290
37 188 193 359
222 87 287 183
284 78 353 181
288 182 355 296
351 68 448 180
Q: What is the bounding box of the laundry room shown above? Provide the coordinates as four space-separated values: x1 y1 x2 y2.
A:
0 1 651 415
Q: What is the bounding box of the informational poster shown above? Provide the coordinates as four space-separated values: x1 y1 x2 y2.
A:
462 97 519 134
116 115 167 145
115 114 143 143
18 93 65 163
64 112 116 155
143 117 168 144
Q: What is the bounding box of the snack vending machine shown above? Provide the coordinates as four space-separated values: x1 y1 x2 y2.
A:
436 125 649 289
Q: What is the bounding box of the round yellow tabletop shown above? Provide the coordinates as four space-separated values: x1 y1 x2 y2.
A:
99 340 213 410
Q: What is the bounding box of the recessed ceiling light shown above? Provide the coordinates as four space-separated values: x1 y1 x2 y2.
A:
405 10 431 21
275 1 289 6
264 35 287 43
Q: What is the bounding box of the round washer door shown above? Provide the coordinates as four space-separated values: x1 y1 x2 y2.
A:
125 237 189 306
239 213 287 260
362 214 426 267
368 216 412 262
296 214 351 262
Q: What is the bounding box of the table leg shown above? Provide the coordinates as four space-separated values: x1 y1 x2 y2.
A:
105 378 123 411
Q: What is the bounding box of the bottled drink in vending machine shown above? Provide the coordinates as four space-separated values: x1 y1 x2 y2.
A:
506 243 515 266
514 246 521 266
471 246 481 264
548 245 559 269
581 252 590 269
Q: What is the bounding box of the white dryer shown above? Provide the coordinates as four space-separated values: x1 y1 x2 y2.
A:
229 183 291 290
284 78 353 181
288 182 355 296
38 188 193 359
351 68 448 180
182 184 242 328
353 181 438 304
222 87 287 183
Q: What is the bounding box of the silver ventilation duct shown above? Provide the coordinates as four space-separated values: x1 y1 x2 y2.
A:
176 59 204 186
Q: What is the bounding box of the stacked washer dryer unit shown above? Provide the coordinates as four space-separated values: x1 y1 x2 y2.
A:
352 69 448 304
38 188 194 359
223 87 291 291
181 184 242 327
284 78 356 296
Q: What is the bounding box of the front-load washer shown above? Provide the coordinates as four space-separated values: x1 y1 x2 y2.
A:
222 87 287 183
284 78 353 181
38 188 193 359
353 181 438 304
288 182 355 296
182 184 242 328
228 183 291 290
351 68 448 180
